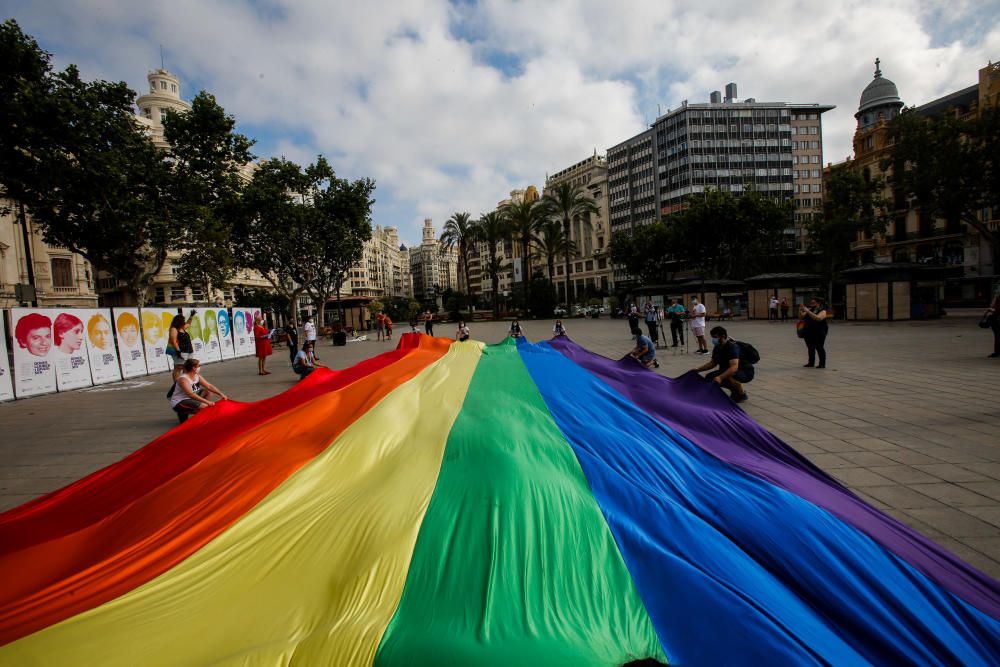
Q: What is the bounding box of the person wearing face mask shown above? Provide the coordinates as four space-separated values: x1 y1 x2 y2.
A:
692 326 753 403
690 297 708 354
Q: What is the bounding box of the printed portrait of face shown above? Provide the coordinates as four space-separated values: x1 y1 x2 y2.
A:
142 311 164 345
87 314 113 351
245 311 253 334
203 310 219 343
233 311 245 336
15 312 53 358
116 312 140 348
53 312 85 355
217 310 231 337
161 311 175 336
187 313 203 342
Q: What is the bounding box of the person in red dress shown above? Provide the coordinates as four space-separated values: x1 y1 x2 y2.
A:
253 314 272 375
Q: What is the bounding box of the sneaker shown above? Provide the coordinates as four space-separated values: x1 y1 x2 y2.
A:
653 360 660 368
733 392 749 404
989 353 999 358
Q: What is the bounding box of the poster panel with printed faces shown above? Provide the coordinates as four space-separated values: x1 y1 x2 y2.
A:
80 308 122 385
195 308 224 363
11 308 58 398
0 313 16 401
50 309 94 391
231 308 251 356
141 308 175 374
113 308 148 378
185 309 206 360
217 308 236 360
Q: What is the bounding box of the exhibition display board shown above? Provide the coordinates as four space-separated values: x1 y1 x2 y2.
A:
217 309 236 360
195 308 224 364
141 308 176 374
0 314 15 401
113 308 147 379
10 308 59 398
79 309 122 385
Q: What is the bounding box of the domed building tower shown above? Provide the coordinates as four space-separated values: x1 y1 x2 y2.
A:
853 59 904 159
135 68 191 149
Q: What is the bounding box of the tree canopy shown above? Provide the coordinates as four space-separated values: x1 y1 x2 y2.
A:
472 210 511 317
541 182 598 304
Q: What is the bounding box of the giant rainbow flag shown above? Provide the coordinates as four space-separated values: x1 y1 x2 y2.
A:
1 334 999 665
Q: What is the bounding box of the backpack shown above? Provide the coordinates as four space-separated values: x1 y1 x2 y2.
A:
734 340 760 364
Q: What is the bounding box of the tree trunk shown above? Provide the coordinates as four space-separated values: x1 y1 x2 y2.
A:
563 218 572 307
492 273 500 318
521 238 531 314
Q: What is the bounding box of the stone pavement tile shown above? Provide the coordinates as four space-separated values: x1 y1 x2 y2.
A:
879 507 945 537
957 482 1000 504
839 451 902 467
959 537 1000 563
879 449 946 466
841 437 900 451
809 438 865 453
962 462 1000 481
852 491 891 511
802 452 854 470
867 465 942 485
0 476 73 494
911 446 989 465
831 467 897 488
960 506 1000 530
908 483 996 508
862 485 948 510
906 507 999 538
912 463 991 484
929 537 1000 581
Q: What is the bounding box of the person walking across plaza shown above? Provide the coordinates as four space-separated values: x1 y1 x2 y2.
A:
666 298 686 347
424 310 434 336
799 296 829 368
985 292 1000 358
285 321 299 365
169 358 228 423
303 317 318 359
630 332 659 369
690 297 708 354
644 298 660 345
253 314 273 375
693 326 752 403
780 297 790 322
769 296 779 321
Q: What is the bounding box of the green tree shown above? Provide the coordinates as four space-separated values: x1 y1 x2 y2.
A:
440 211 475 297
541 182 598 306
667 188 790 280
472 210 511 318
535 218 575 286
305 169 376 327
163 92 255 293
527 271 558 319
807 163 887 300
232 157 323 324
503 198 544 312
884 106 1000 270
0 20 173 304
608 221 676 285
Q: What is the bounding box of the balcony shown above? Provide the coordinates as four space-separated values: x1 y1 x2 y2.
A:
850 238 875 251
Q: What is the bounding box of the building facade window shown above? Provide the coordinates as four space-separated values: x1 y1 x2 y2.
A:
170 287 186 301
171 84 177 93
50 258 73 288
160 80 167 89
154 287 166 303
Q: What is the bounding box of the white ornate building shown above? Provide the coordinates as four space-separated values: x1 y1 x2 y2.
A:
410 219 459 301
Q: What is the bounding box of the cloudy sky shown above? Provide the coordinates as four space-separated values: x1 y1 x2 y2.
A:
5 0 999 245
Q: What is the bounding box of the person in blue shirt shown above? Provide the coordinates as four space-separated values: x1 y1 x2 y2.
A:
629 333 659 369
666 298 686 347
292 341 326 379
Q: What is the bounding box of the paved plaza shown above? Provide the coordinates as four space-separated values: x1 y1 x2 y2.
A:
2 313 998 576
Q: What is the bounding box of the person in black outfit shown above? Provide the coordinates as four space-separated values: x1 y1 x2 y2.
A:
799 296 829 368
285 323 299 364
627 308 642 339
692 325 753 402
987 293 999 358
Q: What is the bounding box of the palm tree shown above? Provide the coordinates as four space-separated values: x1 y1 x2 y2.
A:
536 219 575 286
503 198 544 312
472 210 510 318
541 182 598 307
440 212 474 297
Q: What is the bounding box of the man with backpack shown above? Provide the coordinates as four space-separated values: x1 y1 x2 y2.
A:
692 325 757 403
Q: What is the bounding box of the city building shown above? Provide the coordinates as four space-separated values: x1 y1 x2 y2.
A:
345 225 412 300
99 67 270 307
846 60 998 313
608 83 835 282
410 218 459 302
0 206 99 309
543 155 613 303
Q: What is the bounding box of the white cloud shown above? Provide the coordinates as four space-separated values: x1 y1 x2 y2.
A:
6 0 998 244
